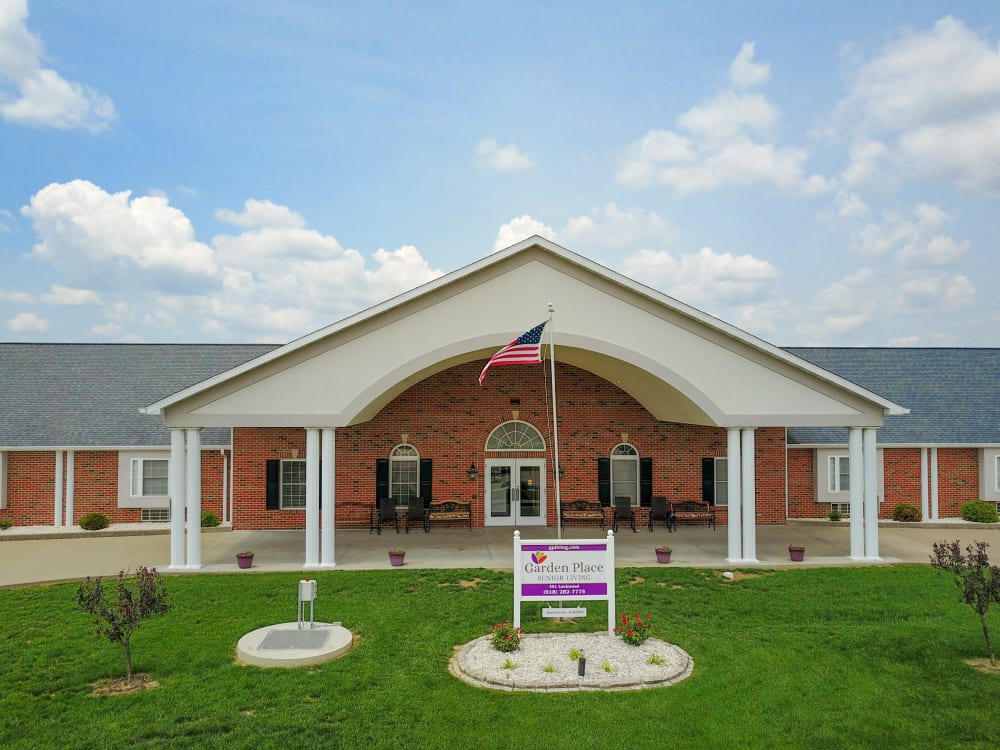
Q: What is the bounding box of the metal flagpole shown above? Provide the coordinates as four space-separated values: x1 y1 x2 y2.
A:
548 302 562 539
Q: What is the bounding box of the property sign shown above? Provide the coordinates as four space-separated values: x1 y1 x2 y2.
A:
513 530 616 634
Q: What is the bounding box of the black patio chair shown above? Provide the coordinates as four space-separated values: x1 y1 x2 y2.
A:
404 499 428 533
613 496 636 533
648 496 675 532
374 497 399 534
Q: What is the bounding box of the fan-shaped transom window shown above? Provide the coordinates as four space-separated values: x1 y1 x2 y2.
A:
486 421 545 451
390 444 419 506
611 443 639 506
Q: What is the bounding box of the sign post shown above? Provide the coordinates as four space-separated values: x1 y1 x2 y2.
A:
513 530 616 635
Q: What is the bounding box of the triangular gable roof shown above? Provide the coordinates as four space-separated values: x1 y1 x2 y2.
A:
143 237 905 428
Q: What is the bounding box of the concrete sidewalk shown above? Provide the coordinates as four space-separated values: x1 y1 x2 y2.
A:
2 520 999 588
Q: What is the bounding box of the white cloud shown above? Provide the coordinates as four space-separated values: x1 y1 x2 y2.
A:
729 42 771 89
41 284 100 305
476 138 534 172
20 180 445 341
22 180 217 288
0 1 116 132
851 203 968 268
560 203 678 249
837 16 1000 192
493 215 557 252
619 246 779 307
215 199 306 229
8 311 47 332
833 189 870 219
618 44 831 196
0 289 32 303
841 140 889 188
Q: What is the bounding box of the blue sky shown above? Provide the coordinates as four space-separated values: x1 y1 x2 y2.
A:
2 1 999 345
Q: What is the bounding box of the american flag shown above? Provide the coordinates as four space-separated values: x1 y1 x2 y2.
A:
478 321 547 385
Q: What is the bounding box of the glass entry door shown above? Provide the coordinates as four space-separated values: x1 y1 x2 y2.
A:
484 459 546 526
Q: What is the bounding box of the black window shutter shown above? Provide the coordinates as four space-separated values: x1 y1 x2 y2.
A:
420 459 432 507
376 458 389 503
701 457 715 504
598 458 611 507
265 459 280 510
640 457 653 507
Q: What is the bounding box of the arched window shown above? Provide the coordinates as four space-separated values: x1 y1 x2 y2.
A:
611 443 639 507
390 444 419 507
485 421 545 451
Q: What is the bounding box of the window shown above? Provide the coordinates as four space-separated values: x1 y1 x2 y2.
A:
714 457 728 506
390 445 419 507
828 456 850 493
995 455 1000 492
611 444 639 506
141 508 170 522
130 458 168 497
281 459 306 509
486 421 545 451
830 502 851 516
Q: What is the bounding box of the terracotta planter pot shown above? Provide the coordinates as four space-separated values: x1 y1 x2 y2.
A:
236 555 253 569
788 546 805 562
389 553 405 567
655 550 672 564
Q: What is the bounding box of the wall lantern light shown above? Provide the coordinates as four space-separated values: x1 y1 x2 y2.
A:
467 463 478 482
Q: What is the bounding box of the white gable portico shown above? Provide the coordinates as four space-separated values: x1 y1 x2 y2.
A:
143 238 904 570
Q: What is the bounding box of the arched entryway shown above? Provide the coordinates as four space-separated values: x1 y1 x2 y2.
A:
483 420 547 526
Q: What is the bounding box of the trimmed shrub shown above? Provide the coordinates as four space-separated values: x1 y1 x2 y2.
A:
200 511 220 527
79 512 110 531
893 503 922 522
0 519 12 530
961 500 999 524
827 507 842 521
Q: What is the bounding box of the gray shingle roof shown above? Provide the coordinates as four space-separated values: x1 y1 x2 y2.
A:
786 348 1000 446
4 344 997 449
0 344 278 448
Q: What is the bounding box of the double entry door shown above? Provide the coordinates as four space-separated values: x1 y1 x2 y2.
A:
484 459 546 526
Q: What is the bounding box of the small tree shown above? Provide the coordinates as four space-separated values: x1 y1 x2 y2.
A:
75 566 172 682
930 540 1000 666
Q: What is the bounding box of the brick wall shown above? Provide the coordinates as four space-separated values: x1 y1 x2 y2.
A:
231 361 789 529
0 448 225 527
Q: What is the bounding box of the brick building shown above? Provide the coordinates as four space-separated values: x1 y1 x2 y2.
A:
3 238 997 569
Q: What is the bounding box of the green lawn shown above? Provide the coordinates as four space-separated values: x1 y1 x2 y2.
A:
1 566 998 749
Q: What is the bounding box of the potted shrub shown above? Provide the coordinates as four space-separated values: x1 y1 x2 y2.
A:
788 544 805 562
388 548 405 566
235 550 254 569
655 546 672 563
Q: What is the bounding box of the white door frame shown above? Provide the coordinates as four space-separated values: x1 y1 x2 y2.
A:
484 458 547 526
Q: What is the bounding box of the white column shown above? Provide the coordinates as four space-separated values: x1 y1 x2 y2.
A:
321 428 335 567
185 428 202 569
930 448 939 520
919 448 929 521
65 450 75 526
169 429 186 569
53 450 63 528
740 428 757 562
725 428 743 563
848 428 864 559
304 429 321 567
863 428 879 559
221 450 229 525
